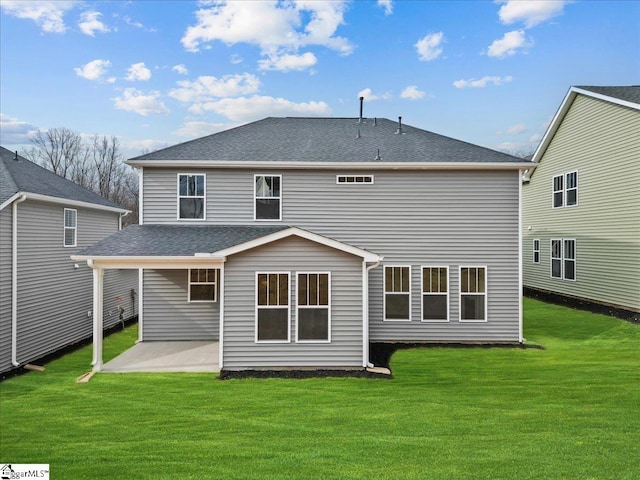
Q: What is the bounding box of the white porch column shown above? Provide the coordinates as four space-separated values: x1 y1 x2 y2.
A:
91 266 104 372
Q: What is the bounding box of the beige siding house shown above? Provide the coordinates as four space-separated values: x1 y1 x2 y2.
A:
522 86 640 317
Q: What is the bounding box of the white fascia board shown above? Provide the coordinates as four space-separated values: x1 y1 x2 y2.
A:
127 160 531 171
71 255 225 270
1 191 129 214
572 87 640 111
212 226 381 262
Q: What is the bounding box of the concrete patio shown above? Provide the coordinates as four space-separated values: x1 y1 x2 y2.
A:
103 341 219 373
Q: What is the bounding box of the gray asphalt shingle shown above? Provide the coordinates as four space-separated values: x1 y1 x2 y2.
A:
129 117 530 164
576 86 640 105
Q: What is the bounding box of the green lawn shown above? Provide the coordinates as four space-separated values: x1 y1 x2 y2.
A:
1 298 638 479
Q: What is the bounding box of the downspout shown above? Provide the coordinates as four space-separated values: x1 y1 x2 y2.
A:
11 194 27 366
518 169 524 343
118 211 130 230
363 257 382 368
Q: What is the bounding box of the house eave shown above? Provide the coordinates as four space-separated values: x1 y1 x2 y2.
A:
71 255 225 270
0 191 128 214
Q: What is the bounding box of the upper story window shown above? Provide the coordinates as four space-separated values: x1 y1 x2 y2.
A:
460 267 487 322
188 269 217 302
384 266 411 321
336 175 374 184
552 171 578 208
178 174 205 220
255 175 281 221
421 266 448 322
64 208 77 247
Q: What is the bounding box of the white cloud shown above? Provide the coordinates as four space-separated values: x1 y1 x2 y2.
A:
113 88 169 116
258 52 317 71
0 114 40 145
506 124 527 134
78 10 109 36
497 0 568 28
487 30 532 58
377 0 393 15
74 59 111 81
181 1 353 71
173 121 233 138
357 88 391 102
529 133 542 143
122 138 170 155
172 64 189 75
0 0 78 33
230 54 243 65
415 32 444 62
400 85 426 100
453 75 513 88
189 95 331 122
125 62 152 81
169 74 261 104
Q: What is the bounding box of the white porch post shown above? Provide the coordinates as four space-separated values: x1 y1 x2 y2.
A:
91 265 104 372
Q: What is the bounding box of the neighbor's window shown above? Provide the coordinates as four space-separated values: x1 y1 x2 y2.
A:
255 175 281 220
552 175 564 208
384 266 411 321
336 175 374 184
297 273 330 342
178 174 205 219
256 273 289 342
565 171 578 206
189 269 217 302
551 239 562 278
422 267 448 321
460 267 486 322
64 208 77 247
533 239 540 264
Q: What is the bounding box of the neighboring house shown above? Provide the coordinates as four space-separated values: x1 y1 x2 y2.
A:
0 147 138 375
522 86 640 317
73 116 532 372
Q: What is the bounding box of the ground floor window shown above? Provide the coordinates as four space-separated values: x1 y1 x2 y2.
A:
421 266 448 321
296 273 330 342
384 266 411 321
533 239 540 264
460 267 486 322
256 273 290 342
189 269 217 302
551 239 576 280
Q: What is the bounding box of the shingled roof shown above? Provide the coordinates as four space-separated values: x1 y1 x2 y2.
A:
575 86 640 106
128 117 530 165
0 146 124 210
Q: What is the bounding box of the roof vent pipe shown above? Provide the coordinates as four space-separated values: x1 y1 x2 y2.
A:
395 116 403 135
14 151 19 161
374 117 377 126
356 129 361 139
374 148 381 161
359 96 364 123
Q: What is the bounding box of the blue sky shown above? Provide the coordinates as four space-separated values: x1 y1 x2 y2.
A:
1 0 638 158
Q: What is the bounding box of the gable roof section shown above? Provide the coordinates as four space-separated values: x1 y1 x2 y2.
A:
71 224 380 268
524 86 640 181
128 117 530 169
0 146 127 212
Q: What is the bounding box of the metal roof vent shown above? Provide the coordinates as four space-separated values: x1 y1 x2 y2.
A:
356 129 361 139
374 148 382 161
14 151 19 161
358 96 364 123
395 116 404 135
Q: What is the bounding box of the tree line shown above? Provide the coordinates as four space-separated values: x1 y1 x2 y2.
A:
24 128 139 226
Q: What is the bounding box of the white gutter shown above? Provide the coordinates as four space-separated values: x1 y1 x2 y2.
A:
4 191 128 214
11 194 27 366
363 257 382 368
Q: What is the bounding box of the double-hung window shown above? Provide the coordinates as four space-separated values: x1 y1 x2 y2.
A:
256 273 289 342
296 273 330 342
178 174 205 219
255 175 281 220
421 267 448 321
460 267 487 322
384 266 411 321
551 239 576 280
533 239 540 264
64 208 77 247
189 269 217 302
552 172 578 208
552 175 564 208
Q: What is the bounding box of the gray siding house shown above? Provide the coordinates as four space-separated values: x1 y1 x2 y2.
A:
522 86 640 316
0 147 138 375
73 117 532 372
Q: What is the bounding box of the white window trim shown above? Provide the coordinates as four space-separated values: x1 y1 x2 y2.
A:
336 175 374 184
420 266 449 323
254 174 282 222
533 239 540 264
565 171 578 207
63 208 77 247
550 238 563 279
458 266 488 323
552 174 563 209
188 269 218 303
255 271 291 343
383 265 412 322
176 173 206 221
295 272 331 343
563 239 577 281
